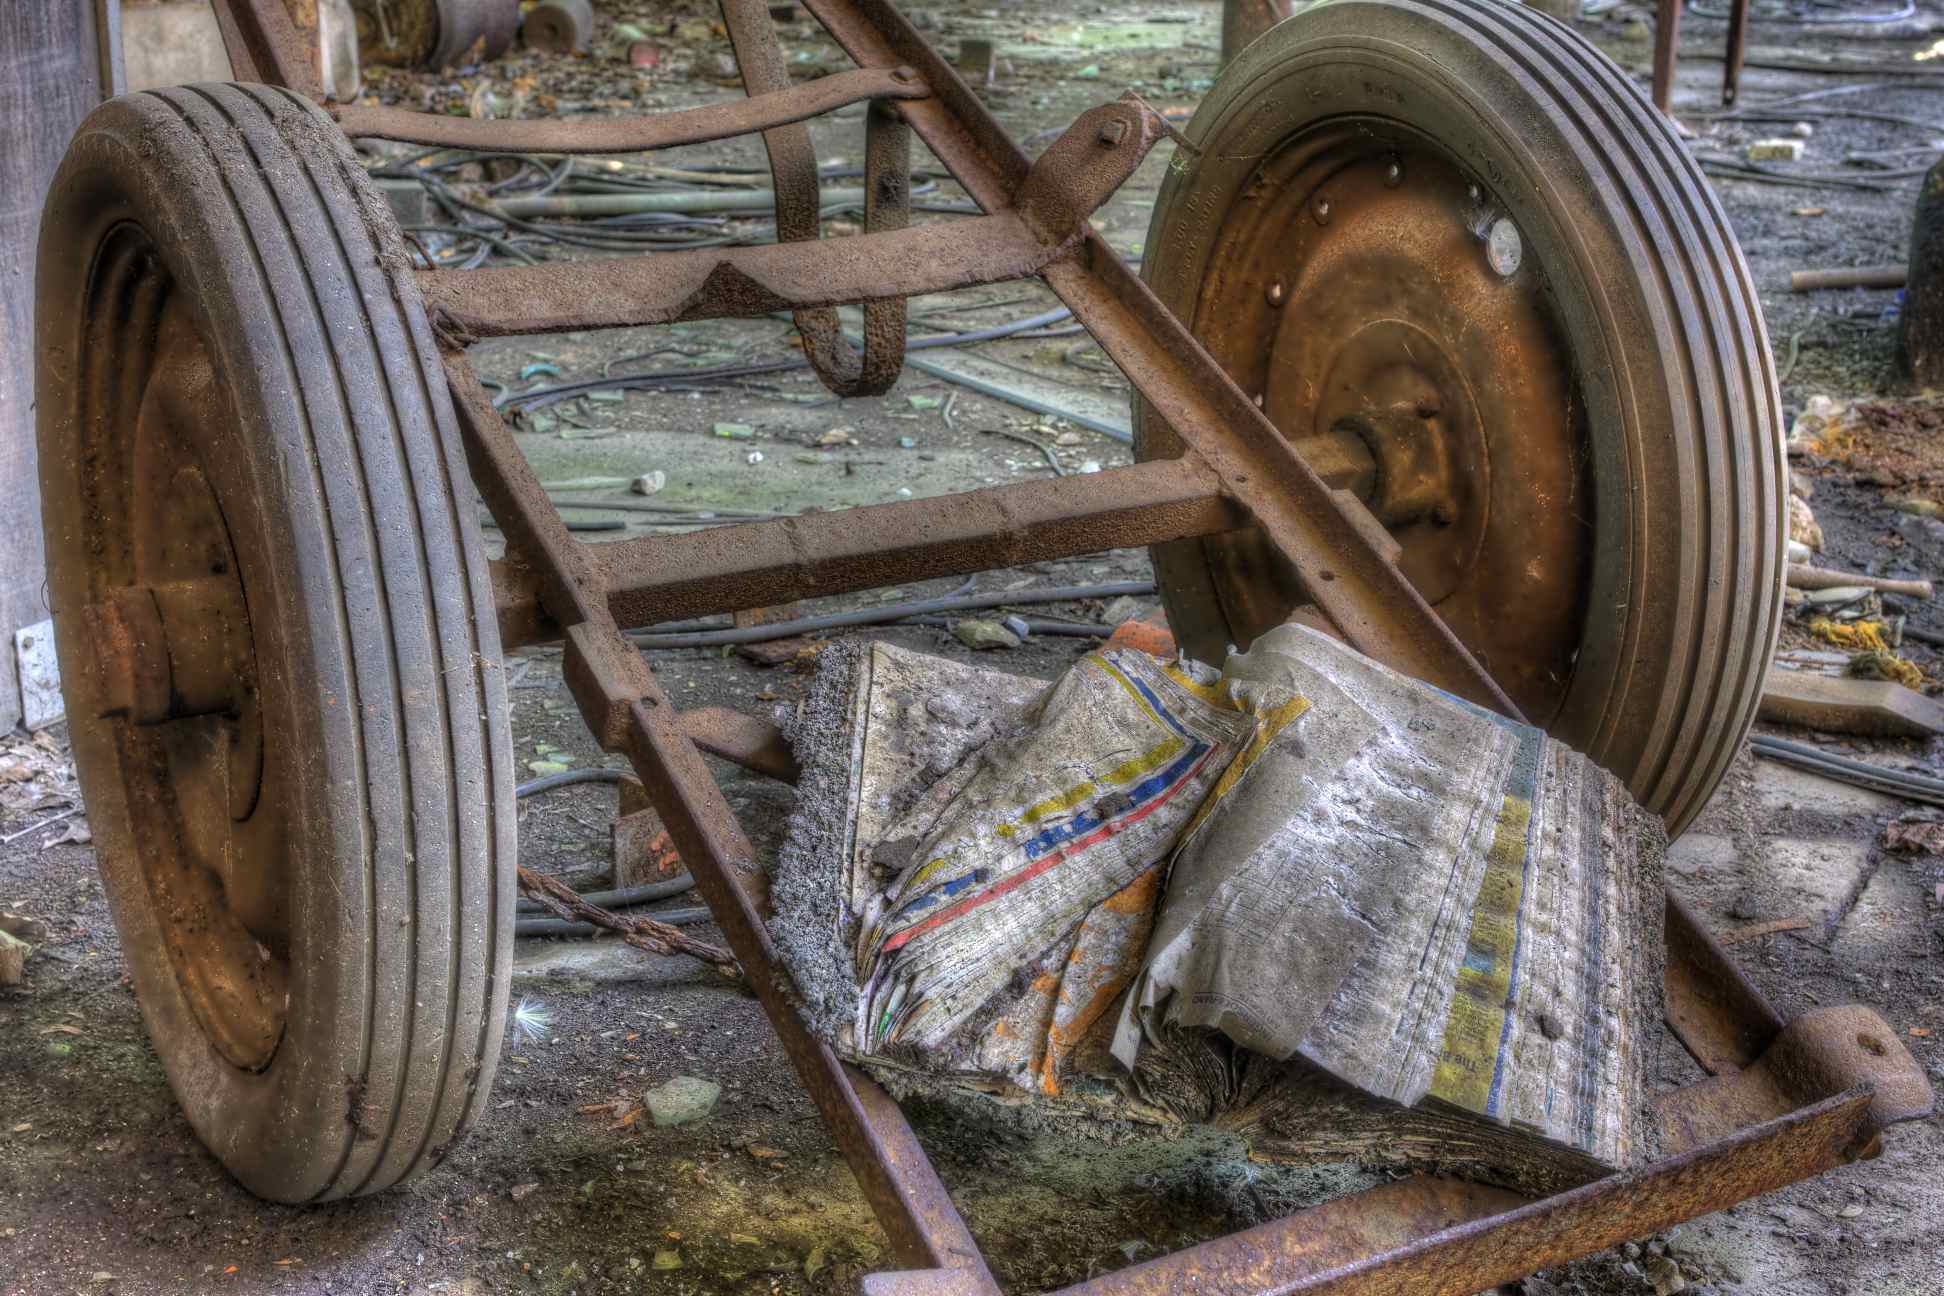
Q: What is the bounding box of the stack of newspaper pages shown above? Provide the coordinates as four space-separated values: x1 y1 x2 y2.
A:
770 624 1665 1193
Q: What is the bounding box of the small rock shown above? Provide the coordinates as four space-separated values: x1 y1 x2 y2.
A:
1747 138 1804 162
509 1182 539 1201
0 913 46 943
0 929 29 986
644 1075 720 1127
951 618 1022 651
631 470 666 495
1101 595 1145 625
1788 494 1824 551
1890 494 1944 519
1790 121 1815 138
652 1248 683 1271
1836 1203 1864 1218
747 451 765 465
1646 1255 1686 1295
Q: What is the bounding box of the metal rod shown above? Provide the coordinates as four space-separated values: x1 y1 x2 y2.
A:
491 186 870 218
332 65 929 153
490 457 1243 647
443 354 994 1282
416 212 1057 338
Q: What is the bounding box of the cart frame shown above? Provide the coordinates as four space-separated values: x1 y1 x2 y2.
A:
188 2 1935 1291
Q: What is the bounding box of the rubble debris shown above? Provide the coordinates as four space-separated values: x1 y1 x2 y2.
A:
772 630 1665 1192
1881 814 1944 856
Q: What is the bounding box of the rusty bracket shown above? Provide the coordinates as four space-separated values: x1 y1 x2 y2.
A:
1658 1003 1935 1158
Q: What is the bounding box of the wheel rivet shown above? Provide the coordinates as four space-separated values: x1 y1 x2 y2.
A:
1098 118 1128 147
1253 393 1265 408
1416 397 1440 419
1266 279 1286 306
1385 158 1402 187
1486 217 1523 277
1312 195 1331 225
1468 183 1482 202
1434 502 1458 525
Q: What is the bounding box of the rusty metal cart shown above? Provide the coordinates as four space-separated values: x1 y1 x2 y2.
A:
34 0 1932 1291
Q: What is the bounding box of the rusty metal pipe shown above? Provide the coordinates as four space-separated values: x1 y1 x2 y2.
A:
331 65 930 152
490 457 1245 648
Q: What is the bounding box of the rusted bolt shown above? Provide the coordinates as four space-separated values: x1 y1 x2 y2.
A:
1312 194 1331 225
1098 118 1128 147
1416 397 1440 419
1434 501 1458 526
1266 279 1286 307
890 65 919 84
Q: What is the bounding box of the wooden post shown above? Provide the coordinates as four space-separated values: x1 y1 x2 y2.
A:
1899 159 1944 389
0 3 115 730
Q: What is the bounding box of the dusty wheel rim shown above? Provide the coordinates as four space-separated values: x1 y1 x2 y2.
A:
1136 0 1787 833
76 233 288 1070
1185 125 1593 727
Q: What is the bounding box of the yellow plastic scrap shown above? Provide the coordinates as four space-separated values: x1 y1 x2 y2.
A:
1807 617 1890 653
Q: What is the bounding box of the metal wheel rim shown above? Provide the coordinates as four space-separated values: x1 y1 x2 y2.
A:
1179 118 1598 730
74 223 286 1073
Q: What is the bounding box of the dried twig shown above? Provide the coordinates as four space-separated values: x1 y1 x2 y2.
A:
516 866 739 979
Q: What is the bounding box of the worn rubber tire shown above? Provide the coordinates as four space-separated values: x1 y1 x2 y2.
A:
1135 0 1785 834
36 83 514 1201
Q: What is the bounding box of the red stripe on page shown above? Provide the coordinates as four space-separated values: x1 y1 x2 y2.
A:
877 747 1219 957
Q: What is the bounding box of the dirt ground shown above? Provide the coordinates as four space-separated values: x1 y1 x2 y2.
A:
5 1 1944 1293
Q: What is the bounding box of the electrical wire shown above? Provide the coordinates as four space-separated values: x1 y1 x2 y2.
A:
1748 734 1944 806
512 766 704 930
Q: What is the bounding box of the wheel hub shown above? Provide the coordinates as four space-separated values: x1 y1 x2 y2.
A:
1299 319 1490 607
